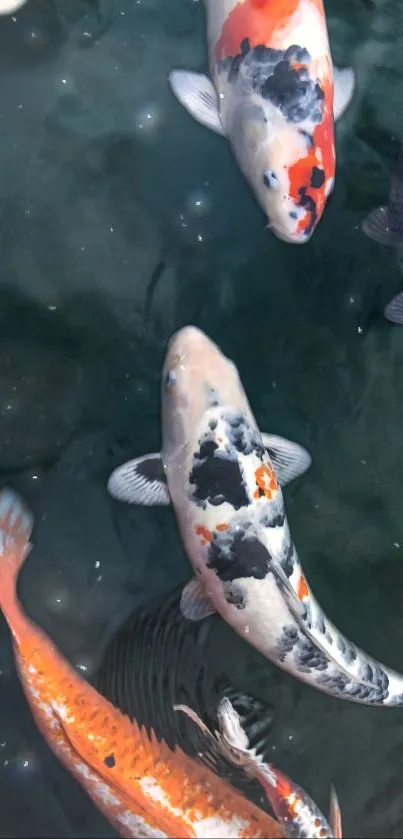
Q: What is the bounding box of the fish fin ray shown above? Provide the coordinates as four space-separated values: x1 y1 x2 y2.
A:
169 70 225 135
180 578 217 621
0 488 33 579
261 433 312 486
333 66 355 121
362 205 401 246
107 453 170 506
384 290 403 324
329 784 342 838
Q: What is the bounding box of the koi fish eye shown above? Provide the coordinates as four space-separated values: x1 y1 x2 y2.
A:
164 370 177 389
263 170 280 190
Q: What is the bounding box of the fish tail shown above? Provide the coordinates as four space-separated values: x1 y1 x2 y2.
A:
0 488 33 635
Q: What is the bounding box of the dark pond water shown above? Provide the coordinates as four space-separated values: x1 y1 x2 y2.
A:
1 0 403 836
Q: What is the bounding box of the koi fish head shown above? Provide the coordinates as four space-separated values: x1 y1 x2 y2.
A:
226 95 334 244
162 326 246 461
161 326 265 506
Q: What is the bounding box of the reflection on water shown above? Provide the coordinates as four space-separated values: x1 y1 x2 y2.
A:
1 0 403 836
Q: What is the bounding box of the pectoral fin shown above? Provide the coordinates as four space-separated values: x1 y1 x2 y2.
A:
180 578 217 621
169 69 225 136
362 206 402 247
107 453 170 506
384 290 403 324
333 66 355 121
261 433 312 486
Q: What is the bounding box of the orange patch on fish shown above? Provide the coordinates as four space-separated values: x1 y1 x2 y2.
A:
195 524 213 545
297 574 309 600
288 77 334 237
215 0 326 61
254 464 278 500
216 523 229 532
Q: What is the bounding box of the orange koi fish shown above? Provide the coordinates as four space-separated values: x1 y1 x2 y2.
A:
0 486 283 839
169 0 355 242
175 697 342 838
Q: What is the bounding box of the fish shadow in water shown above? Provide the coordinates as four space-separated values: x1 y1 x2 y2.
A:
93 587 279 815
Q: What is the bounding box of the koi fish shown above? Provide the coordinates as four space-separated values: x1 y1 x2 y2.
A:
362 142 403 324
175 697 342 839
0 486 284 839
169 0 355 243
0 0 29 11
108 325 403 706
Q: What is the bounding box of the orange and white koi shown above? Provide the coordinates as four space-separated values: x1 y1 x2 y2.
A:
0 485 286 839
169 0 354 243
109 325 403 707
175 697 342 839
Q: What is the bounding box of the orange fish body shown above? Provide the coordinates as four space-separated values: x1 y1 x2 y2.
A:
170 0 354 242
0 488 282 839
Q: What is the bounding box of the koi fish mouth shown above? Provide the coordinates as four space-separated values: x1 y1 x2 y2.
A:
266 221 311 244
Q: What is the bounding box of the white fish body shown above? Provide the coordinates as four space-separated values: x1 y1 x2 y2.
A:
108 326 403 707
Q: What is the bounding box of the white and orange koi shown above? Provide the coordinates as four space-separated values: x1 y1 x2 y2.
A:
0 486 286 839
175 697 342 839
109 325 403 707
169 0 355 243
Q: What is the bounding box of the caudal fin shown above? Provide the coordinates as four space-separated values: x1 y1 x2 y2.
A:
0 488 33 608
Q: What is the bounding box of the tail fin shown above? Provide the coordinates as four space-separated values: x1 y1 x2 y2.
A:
0 488 33 627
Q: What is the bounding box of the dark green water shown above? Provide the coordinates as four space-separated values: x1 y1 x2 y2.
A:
1 0 403 836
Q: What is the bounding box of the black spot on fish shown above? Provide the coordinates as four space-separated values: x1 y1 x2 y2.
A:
228 53 243 83
263 170 279 189
260 60 324 124
104 754 115 768
314 611 326 635
295 638 328 671
311 166 325 189
260 509 286 529
224 582 247 610
283 44 311 64
299 129 314 147
190 438 250 510
164 370 177 389
289 211 298 219
207 528 270 582
217 42 325 126
240 38 251 55
317 670 389 703
276 625 298 662
281 542 295 577
208 418 218 431
205 386 219 407
337 635 357 665
298 187 317 237
137 455 167 486
222 409 265 459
